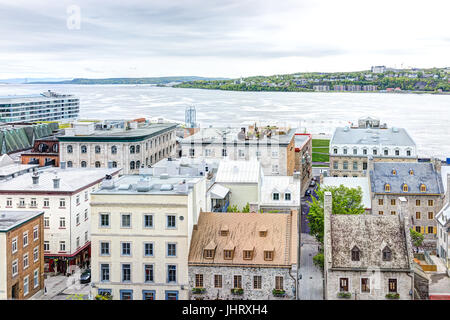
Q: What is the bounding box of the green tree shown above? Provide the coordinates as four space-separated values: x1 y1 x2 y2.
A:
410 228 424 248
242 203 250 213
307 185 365 244
227 205 239 213
313 252 324 269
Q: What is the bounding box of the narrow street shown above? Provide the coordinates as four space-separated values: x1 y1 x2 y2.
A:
299 233 324 300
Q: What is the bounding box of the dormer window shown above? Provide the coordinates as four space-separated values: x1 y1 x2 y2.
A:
259 228 268 237
220 225 229 236
403 184 409 192
333 148 338 154
272 193 280 201
385 184 391 192
264 250 274 261
203 249 215 259
243 249 254 260
351 246 360 261
284 193 291 201
343 148 347 155
382 246 392 261
420 184 426 192
223 249 234 260
409 169 414 175
391 169 396 175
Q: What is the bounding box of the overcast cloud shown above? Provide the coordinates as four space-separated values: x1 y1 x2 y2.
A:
0 0 449 78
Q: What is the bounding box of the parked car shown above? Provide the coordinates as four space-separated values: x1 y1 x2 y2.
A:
310 180 316 187
80 269 91 284
305 189 311 196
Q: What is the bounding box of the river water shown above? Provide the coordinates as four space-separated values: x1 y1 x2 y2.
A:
0 84 449 158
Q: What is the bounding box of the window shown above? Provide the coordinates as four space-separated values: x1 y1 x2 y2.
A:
23 276 29 296
59 198 66 207
81 145 87 153
272 150 279 158
272 193 280 201
59 217 66 228
33 226 39 241
333 148 338 154
23 253 29 269
353 148 357 155
34 269 39 288
416 200 421 206
403 184 409 192
419 184 426 192
167 243 177 257
95 161 101 168
76 213 80 225
428 226 434 234
407 150 411 156
384 149 388 156
222 149 227 157
204 149 211 157
343 148 347 155
382 246 392 261
351 246 360 261
30 198 37 207
395 149 400 156
130 146 135 154
373 148 377 155
59 241 66 252
122 264 131 282
167 215 176 228
275 276 284 290
333 161 338 170
23 232 28 248
121 213 131 228
100 213 110 227
136 145 140 153
143 291 155 300
84 208 88 220
81 161 87 168
111 145 117 154
33 247 39 262
76 237 80 248
409 169 414 175
189 148 195 157
264 250 274 261
361 278 370 293
130 161 135 170
391 211 396 215
67 161 73 168
144 265 154 283
285 193 291 201
95 145 101 154
238 149 245 158
44 241 49 251
100 264 110 282
343 161 348 170
100 242 110 256
363 162 367 170
391 199 396 206
165 291 178 300
12 259 18 277
204 249 215 259
353 161 358 170
243 250 253 260
388 279 397 293
214 275 223 288
363 149 367 155
416 212 421 219
121 242 131 256
167 265 177 283
378 211 384 215
339 278 349 292
19 198 25 207
112 161 117 168
253 275 262 289
428 212 434 220
415 226 421 233
385 184 391 192
195 274 204 288
144 214 153 228
272 164 279 174
67 145 73 153
378 199 384 205
43 198 49 207
224 250 234 260
233 275 242 289
6 198 12 207
120 290 133 300
428 200 434 206
144 242 154 256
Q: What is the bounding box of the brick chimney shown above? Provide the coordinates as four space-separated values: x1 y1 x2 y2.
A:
323 191 332 300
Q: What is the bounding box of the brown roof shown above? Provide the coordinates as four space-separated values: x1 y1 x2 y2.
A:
188 211 298 267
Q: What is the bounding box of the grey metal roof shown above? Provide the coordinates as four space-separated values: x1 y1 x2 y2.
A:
294 134 310 148
370 162 444 194
0 211 43 232
331 127 416 146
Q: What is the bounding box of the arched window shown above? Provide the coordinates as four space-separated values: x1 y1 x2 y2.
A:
409 169 414 175
81 161 87 168
81 145 87 153
373 148 378 155
130 161 135 170
130 146 135 154
67 145 73 154
38 143 48 152
351 246 360 261
95 146 101 154
403 184 409 192
392 169 396 175
67 161 73 168
382 246 392 261
111 145 117 154
420 184 426 192
136 145 140 153
385 184 391 192
112 161 117 168
52 144 58 153
95 161 101 168
136 160 141 169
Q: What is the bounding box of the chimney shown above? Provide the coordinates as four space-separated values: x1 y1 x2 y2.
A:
432 157 442 173
53 175 60 189
293 171 300 180
60 161 66 169
32 172 39 185
323 191 332 300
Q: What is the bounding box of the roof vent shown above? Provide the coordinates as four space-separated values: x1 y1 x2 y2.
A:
53 175 60 189
136 179 151 192
118 184 131 190
160 173 169 179
32 172 39 185
343 127 349 132
392 127 399 133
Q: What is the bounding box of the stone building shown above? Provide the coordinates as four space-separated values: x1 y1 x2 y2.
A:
294 133 312 193
436 173 450 274
369 160 445 251
0 210 44 300
59 120 177 174
324 192 415 300
188 211 298 300
180 124 296 177
329 119 417 177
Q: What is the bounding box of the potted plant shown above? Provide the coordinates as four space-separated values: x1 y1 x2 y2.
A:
337 292 351 299
230 288 244 295
385 293 400 299
95 292 113 300
272 289 286 297
192 287 206 294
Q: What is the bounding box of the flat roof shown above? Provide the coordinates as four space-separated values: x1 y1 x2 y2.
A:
215 160 260 184
331 127 416 147
0 211 43 232
322 177 371 209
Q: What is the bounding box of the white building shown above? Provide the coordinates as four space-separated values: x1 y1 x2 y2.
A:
90 173 206 300
59 120 178 174
0 90 79 123
371 66 386 74
436 173 450 275
259 174 301 213
0 167 121 274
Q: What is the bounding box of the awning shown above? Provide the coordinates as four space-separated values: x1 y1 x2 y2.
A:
210 184 230 200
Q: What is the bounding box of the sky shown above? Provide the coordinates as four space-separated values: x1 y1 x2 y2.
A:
0 0 449 79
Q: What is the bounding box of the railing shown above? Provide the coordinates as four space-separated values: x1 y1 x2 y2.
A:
424 251 434 265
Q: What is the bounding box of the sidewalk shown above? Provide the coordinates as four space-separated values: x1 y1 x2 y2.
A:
429 255 447 274
30 271 86 300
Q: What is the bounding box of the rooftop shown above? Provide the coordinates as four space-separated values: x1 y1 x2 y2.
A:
294 134 311 150
370 162 444 194
215 160 261 184
0 167 120 193
0 211 43 232
0 91 76 102
188 211 298 266
260 175 301 206
331 126 416 147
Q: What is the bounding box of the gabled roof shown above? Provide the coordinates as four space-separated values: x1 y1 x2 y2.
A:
331 127 415 147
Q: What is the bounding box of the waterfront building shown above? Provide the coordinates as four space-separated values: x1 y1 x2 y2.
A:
0 210 44 299
329 118 417 177
323 191 414 300
188 210 298 300
0 167 120 274
180 124 296 177
59 120 177 174
90 173 207 300
0 91 79 123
